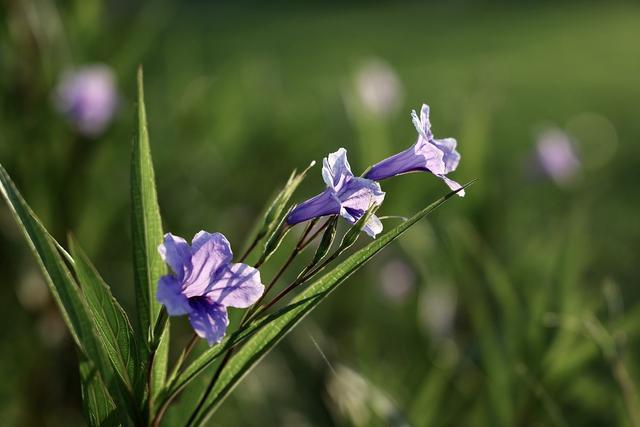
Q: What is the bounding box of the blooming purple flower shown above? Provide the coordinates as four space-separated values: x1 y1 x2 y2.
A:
287 148 385 238
363 104 464 196
54 64 118 137
534 129 580 186
156 231 264 345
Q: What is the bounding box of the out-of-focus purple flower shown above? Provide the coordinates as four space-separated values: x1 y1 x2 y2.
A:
534 129 580 186
419 284 457 340
156 231 264 345
287 148 385 238
355 59 403 117
364 104 464 196
54 64 118 137
378 259 415 304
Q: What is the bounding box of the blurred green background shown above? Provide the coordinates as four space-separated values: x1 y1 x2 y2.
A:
2 0 640 425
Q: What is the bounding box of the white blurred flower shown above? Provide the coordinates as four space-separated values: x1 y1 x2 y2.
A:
534 128 581 186
16 269 49 311
378 259 415 304
355 59 403 117
419 284 457 339
54 64 118 137
38 310 67 348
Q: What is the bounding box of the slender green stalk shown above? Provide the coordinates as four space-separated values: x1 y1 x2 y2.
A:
238 235 260 263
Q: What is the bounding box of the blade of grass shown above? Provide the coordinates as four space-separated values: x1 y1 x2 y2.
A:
131 66 170 405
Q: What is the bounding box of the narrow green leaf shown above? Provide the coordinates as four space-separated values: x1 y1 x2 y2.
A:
256 207 293 266
253 162 315 256
70 237 140 400
0 163 138 423
168 183 472 423
78 352 123 427
310 216 338 266
131 66 170 399
338 204 379 252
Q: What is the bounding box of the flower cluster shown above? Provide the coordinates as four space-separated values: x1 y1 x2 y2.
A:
157 103 462 344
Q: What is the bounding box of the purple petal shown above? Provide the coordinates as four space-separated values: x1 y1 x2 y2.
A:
54 65 118 137
440 175 465 197
535 130 580 185
364 142 444 180
411 104 433 140
187 297 229 345
362 214 383 238
431 137 460 173
287 189 342 225
338 177 385 214
321 148 353 191
157 275 191 316
181 232 233 298
207 263 264 308
334 178 385 238
158 233 191 281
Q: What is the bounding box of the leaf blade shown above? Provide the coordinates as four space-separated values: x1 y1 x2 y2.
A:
70 238 140 400
78 352 123 427
0 163 138 423
130 66 170 399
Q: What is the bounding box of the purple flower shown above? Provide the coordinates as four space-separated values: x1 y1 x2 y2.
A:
534 129 580 186
54 64 118 137
287 148 385 238
156 231 264 345
363 104 464 196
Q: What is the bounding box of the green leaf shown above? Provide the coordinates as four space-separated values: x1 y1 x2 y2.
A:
337 204 379 252
0 163 138 423
253 161 315 258
69 237 141 400
130 66 170 400
78 352 123 427
310 216 338 266
256 207 293 266
168 183 472 424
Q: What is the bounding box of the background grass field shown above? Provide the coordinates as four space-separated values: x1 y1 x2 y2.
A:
1 1 640 425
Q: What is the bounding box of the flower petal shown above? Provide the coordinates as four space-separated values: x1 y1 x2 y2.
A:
207 263 264 308
187 298 229 345
321 148 354 191
362 214 383 238
364 141 442 180
158 233 191 280
431 137 460 173
157 275 191 316
182 232 233 298
440 175 465 197
338 177 385 214
411 104 433 140
287 188 342 225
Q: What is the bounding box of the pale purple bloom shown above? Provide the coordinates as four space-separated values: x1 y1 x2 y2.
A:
355 59 403 117
156 231 264 345
378 259 415 304
534 129 580 186
54 64 118 137
287 148 385 238
364 104 464 196
419 284 457 339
